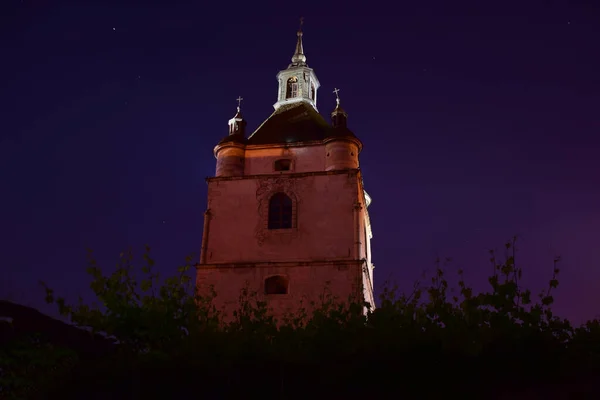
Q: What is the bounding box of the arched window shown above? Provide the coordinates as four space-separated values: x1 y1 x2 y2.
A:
311 83 315 101
286 77 298 99
274 159 292 171
265 275 289 295
268 192 293 229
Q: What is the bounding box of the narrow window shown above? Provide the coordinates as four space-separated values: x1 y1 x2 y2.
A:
311 83 315 101
265 275 289 295
286 77 298 99
268 193 293 229
274 159 292 171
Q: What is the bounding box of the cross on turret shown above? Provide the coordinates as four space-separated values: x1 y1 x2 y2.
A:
227 95 246 136
333 88 340 105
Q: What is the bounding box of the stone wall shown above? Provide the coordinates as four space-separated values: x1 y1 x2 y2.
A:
196 260 363 322
203 170 359 264
243 144 325 175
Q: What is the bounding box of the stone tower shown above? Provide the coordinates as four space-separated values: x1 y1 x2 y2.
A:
196 25 374 321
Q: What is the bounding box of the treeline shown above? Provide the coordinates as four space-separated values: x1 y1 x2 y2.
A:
2 240 600 399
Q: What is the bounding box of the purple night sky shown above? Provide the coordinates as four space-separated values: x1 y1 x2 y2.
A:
1 1 599 324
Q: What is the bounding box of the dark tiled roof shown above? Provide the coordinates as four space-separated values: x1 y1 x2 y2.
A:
0 300 116 359
327 126 360 142
217 132 248 146
248 102 333 145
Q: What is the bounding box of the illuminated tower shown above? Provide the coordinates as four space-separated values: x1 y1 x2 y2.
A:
196 23 374 321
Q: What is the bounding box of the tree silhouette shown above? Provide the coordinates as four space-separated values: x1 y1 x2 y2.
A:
2 239 600 399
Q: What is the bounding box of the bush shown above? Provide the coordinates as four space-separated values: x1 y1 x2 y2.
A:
3 239 599 399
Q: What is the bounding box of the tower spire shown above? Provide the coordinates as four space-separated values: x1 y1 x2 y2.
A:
291 17 306 66
273 19 320 110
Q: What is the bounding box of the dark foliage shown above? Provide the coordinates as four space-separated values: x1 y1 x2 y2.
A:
3 241 600 399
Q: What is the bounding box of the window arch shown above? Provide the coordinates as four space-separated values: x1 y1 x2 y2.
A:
268 192 293 229
274 159 292 171
286 76 298 99
265 275 289 295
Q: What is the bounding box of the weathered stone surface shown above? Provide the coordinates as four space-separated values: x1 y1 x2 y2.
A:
197 260 363 321
198 161 374 319
198 45 374 319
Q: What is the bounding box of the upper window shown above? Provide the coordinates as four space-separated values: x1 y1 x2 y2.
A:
268 192 293 229
274 159 292 171
286 77 299 99
311 83 315 101
265 275 289 295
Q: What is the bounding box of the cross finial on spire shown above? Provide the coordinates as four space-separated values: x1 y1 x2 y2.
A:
291 18 307 65
236 96 243 111
331 87 348 127
333 88 341 105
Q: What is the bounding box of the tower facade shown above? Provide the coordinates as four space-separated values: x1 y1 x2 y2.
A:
197 26 374 321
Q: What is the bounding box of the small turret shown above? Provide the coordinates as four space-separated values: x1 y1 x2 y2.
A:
324 88 362 171
214 97 247 177
228 96 247 136
331 89 348 129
